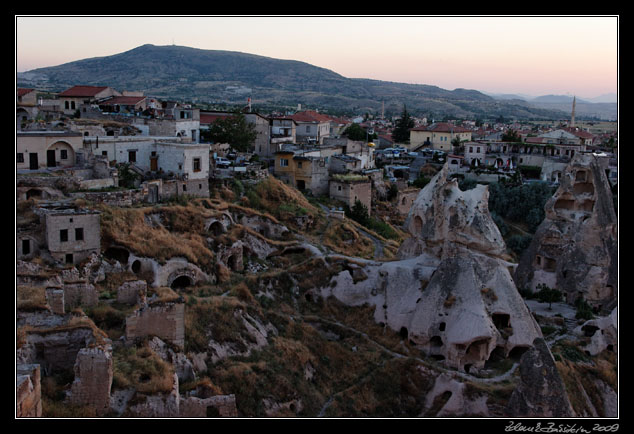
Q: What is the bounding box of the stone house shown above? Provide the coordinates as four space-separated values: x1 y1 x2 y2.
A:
273 146 329 195
17 88 38 127
87 136 210 197
97 95 147 114
330 154 363 174
539 128 595 147
290 110 332 144
409 122 472 151
322 138 376 170
329 175 372 213
464 141 487 166
42 207 101 265
144 106 200 143
57 85 121 116
269 117 298 158
17 131 84 171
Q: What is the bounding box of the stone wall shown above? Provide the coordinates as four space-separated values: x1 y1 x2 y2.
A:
68 345 113 416
126 302 185 349
69 188 146 207
46 288 65 315
179 394 238 417
63 282 99 309
16 364 42 417
117 280 147 305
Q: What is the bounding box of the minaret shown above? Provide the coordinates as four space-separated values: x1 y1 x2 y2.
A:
570 96 576 128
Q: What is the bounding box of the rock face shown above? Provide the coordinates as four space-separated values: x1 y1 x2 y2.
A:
506 338 575 417
321 163 542 372
398 164 506 260
514 153 617 311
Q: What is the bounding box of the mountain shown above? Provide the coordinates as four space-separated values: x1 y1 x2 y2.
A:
527 95 617 121
18 44 579 120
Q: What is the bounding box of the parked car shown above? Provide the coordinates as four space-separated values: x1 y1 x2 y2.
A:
214 157 231 167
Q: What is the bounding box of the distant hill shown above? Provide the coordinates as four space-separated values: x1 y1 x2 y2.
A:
18 44 593 120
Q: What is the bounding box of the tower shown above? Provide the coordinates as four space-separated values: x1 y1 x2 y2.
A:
570 96 576 128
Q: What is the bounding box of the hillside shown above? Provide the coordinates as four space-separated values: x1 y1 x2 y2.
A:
18 44 572 120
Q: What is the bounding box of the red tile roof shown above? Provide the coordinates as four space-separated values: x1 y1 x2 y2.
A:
563 127 595 139
17 88 35 97
200 112 232 125
58 85 110 97
290 110 332 123
525 137 547 144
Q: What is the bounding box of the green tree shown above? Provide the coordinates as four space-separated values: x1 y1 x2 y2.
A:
345 200 369 226
202 111 257 152
536 284 563 310
343 123 375 141
501 129 522 143
392 105 415 143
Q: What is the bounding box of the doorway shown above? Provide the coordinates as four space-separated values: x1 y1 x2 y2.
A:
47 150 56 167
29 153 38 170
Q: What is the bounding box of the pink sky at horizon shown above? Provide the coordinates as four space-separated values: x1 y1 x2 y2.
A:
15 16 618 99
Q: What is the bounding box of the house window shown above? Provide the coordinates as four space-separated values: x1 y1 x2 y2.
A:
65 101 70 109
60 229 68 242
280 158 289 167
183 184 187 192
75 228 84 241
193 158 201 172
476 147 480 153
469 147 473 153
60 149 68 160
128 150 136 163
71 101 76 110
297 162 302 168
102 151 108 157
17 153 24 163
65 254 74 264
306 126 310 133
338 185 342 191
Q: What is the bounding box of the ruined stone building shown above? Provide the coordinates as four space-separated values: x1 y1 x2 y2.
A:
42 206 101 265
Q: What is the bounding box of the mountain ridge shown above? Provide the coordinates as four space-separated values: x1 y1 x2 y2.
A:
17 44 615 120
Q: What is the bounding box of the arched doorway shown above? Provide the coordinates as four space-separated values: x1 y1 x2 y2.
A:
47 141 76 168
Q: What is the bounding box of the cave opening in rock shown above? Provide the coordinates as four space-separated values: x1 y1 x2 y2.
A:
430 336 443 347
492 313 511 330
131 260 141 273
104 246 130 265
171 275 193 289
509 346 529 360
209 221 224 236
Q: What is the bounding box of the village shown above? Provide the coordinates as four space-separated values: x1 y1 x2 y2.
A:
16 84 618 419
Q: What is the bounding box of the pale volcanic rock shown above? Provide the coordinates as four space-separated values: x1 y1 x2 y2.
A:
398 163 506 260
320 162 542 372
514 153 617 310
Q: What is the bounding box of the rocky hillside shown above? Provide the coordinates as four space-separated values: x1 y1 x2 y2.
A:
16 168 617 418
18 44 569 119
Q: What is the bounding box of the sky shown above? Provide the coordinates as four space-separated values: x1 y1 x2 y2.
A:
15 15 619 99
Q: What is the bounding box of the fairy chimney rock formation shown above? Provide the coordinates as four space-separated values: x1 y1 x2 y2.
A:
398 163 506 260
321 163 542 373
514 153 617 310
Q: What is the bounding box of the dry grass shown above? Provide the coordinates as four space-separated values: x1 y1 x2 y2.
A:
322 220 374 258
148 286 181 305
99 204 215 271
112 342 175 394
16 285 48 311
